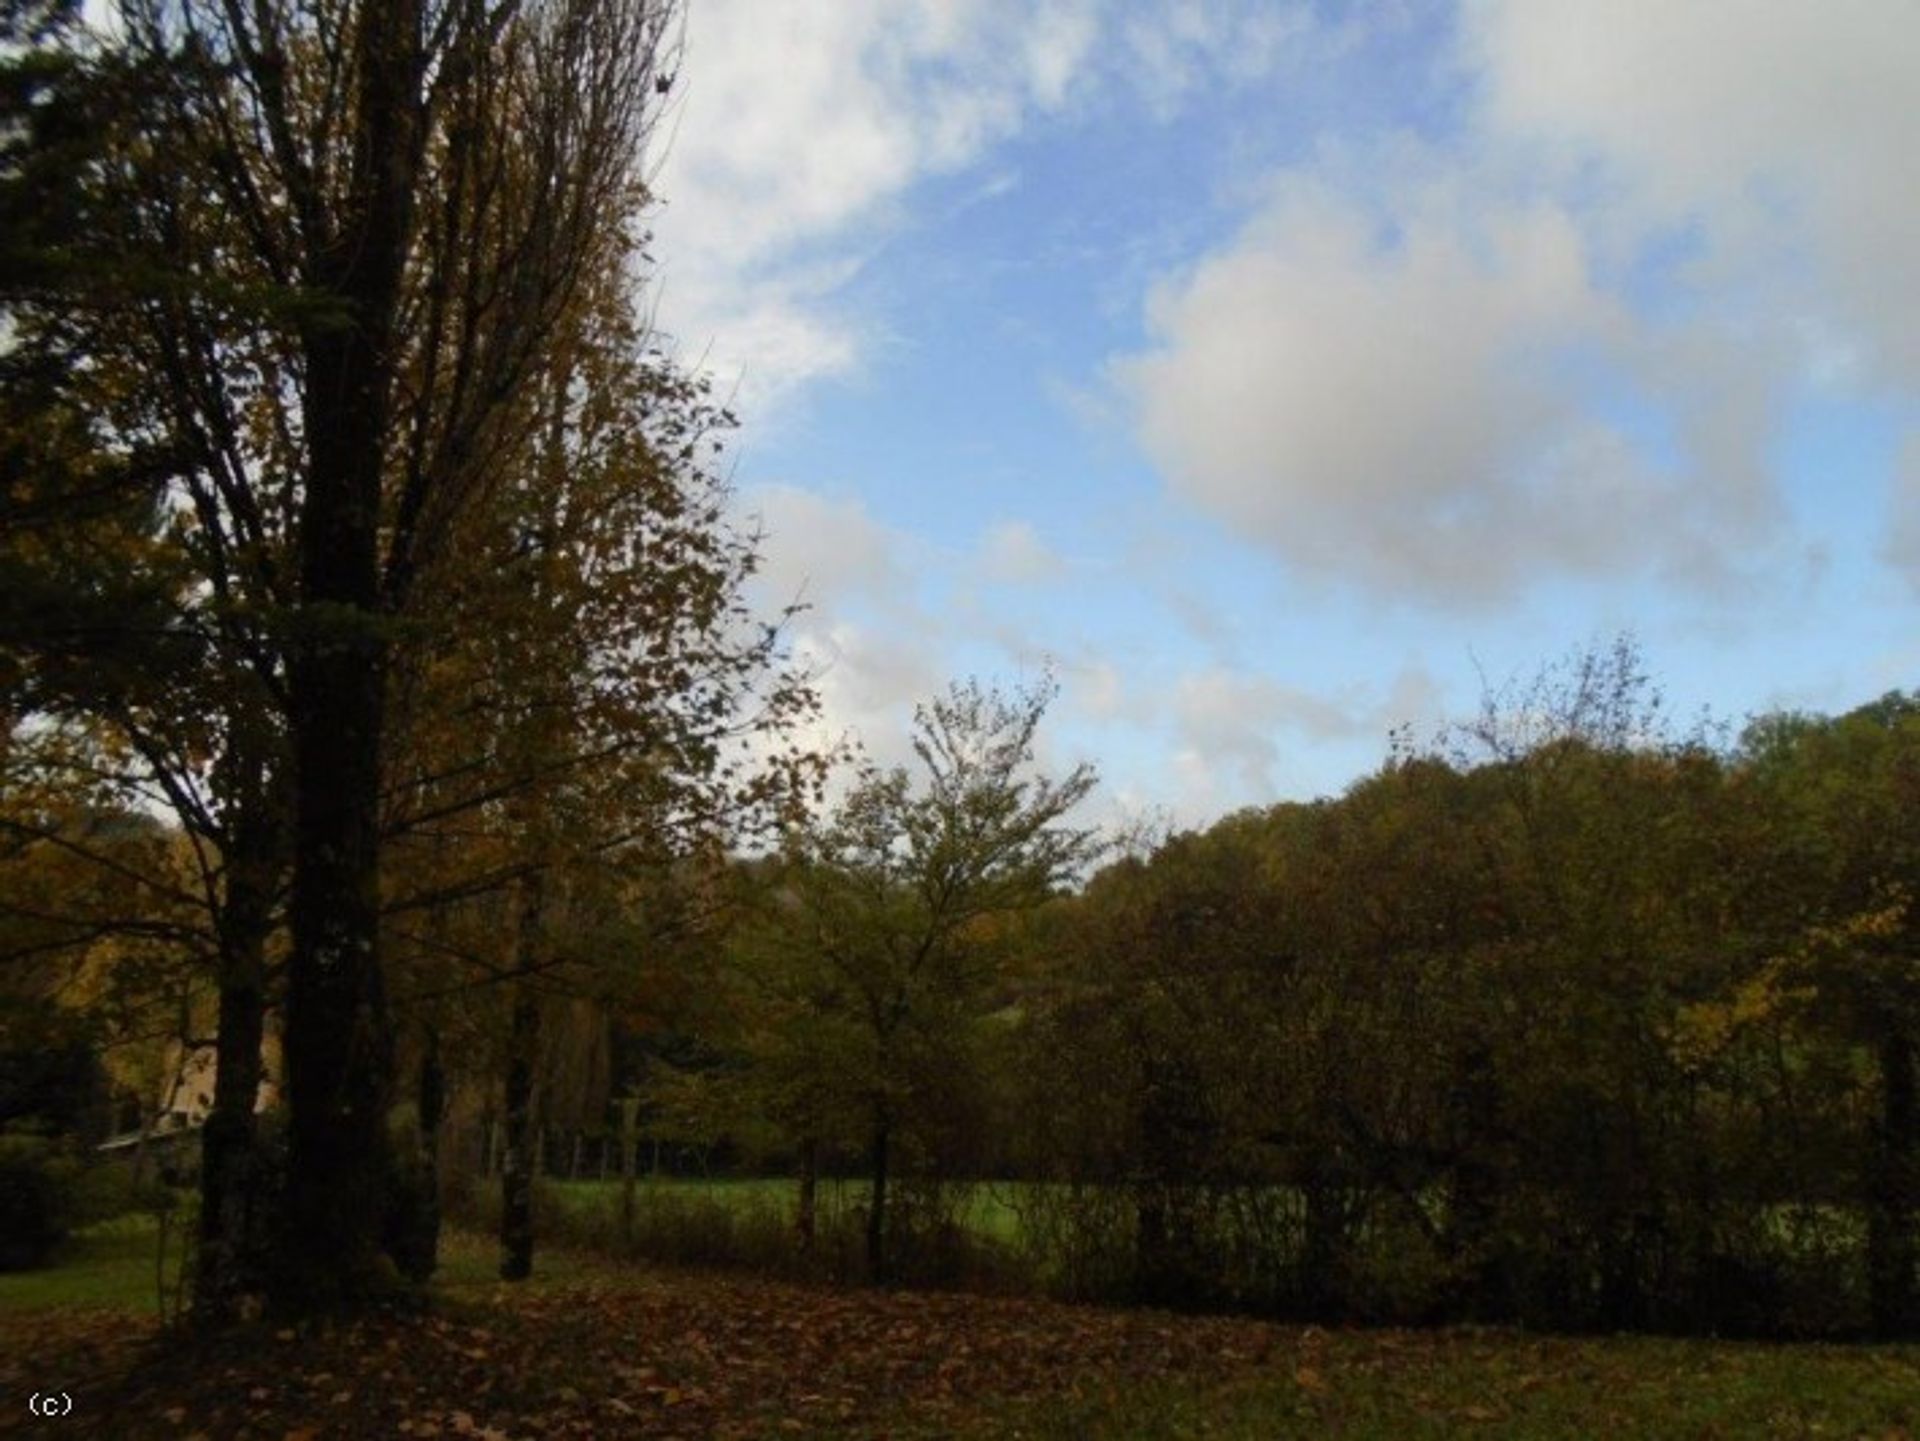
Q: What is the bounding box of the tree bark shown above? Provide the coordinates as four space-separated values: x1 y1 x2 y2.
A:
866 1109 890 1283
619 1098 638 1249
1135 1183 1171 1301
279 567 396 1306
796 1135 819 1251
416 1030 446 1273
500 871 546 1281
273 0 425 1313
499 985 540 1280
196 725 283 1323
1869 1025 1917 1337
1443 1043 1506 1319
193 846 274 1322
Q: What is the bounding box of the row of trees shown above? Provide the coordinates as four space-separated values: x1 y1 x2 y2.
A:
1 0 821 1318
635 644 1916 1338
1010 663 1916 1335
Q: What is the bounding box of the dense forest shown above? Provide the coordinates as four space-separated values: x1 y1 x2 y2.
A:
1 0 1915 1361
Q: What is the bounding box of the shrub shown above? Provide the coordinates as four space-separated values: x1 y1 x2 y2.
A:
0 1133 80 1270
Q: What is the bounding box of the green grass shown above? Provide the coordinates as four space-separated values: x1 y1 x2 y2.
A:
429 1225 610 1291
0 1217 602 1321
0 1213 190 1316
5 1213 1915 1439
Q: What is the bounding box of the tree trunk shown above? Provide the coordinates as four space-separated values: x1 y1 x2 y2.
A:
499 986 541 1281
272 0 423 1315
1135 1183 1171 1301
280 599 394 1307
796 1136 819 1251
619 1099 638 1248
500 871 547 1281
193 856 273 1322
866 1110 890 1283
196 736 282 1324
416 1031 446 1274
1300 1182 1345 1316
1869 1026 1917 1337
1443 1042 1507 1319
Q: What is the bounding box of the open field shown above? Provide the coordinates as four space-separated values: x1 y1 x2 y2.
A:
2 1218 1915 1438
0 1213 190 1318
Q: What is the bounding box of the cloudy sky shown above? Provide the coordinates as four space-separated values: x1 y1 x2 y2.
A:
644 0 1920 830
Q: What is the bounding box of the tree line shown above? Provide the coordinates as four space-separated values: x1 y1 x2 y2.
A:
627 643 1916 1339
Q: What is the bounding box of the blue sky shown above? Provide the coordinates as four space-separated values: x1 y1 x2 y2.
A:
646 0 1920 830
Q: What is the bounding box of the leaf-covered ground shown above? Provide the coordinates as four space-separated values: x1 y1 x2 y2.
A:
2 1234 1916 1439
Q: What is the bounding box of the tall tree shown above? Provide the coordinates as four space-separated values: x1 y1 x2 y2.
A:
17 0 687 1308
734 676 1099 1281
372 255 819 1281
1 0 296 1317
1740 696 1920 1336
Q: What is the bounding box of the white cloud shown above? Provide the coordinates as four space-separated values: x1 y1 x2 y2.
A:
1107 3 1920 609
1467 2 1920 387
1071 658 1127 721
1170 660 1442 797
741 484 908 613
769 622 944 789
646 1 1334 416
1114 157 1765 605
979 519 1067 584
1116 0 1315 119
648 0 1101 411
734 486 952 782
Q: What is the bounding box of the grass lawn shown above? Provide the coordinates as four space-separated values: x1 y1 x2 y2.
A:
1 1218 1914 1438
0 1213 189 1317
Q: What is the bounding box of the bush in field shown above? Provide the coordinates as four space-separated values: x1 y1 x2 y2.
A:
68 1156 175 1226
0 1133 80 1270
